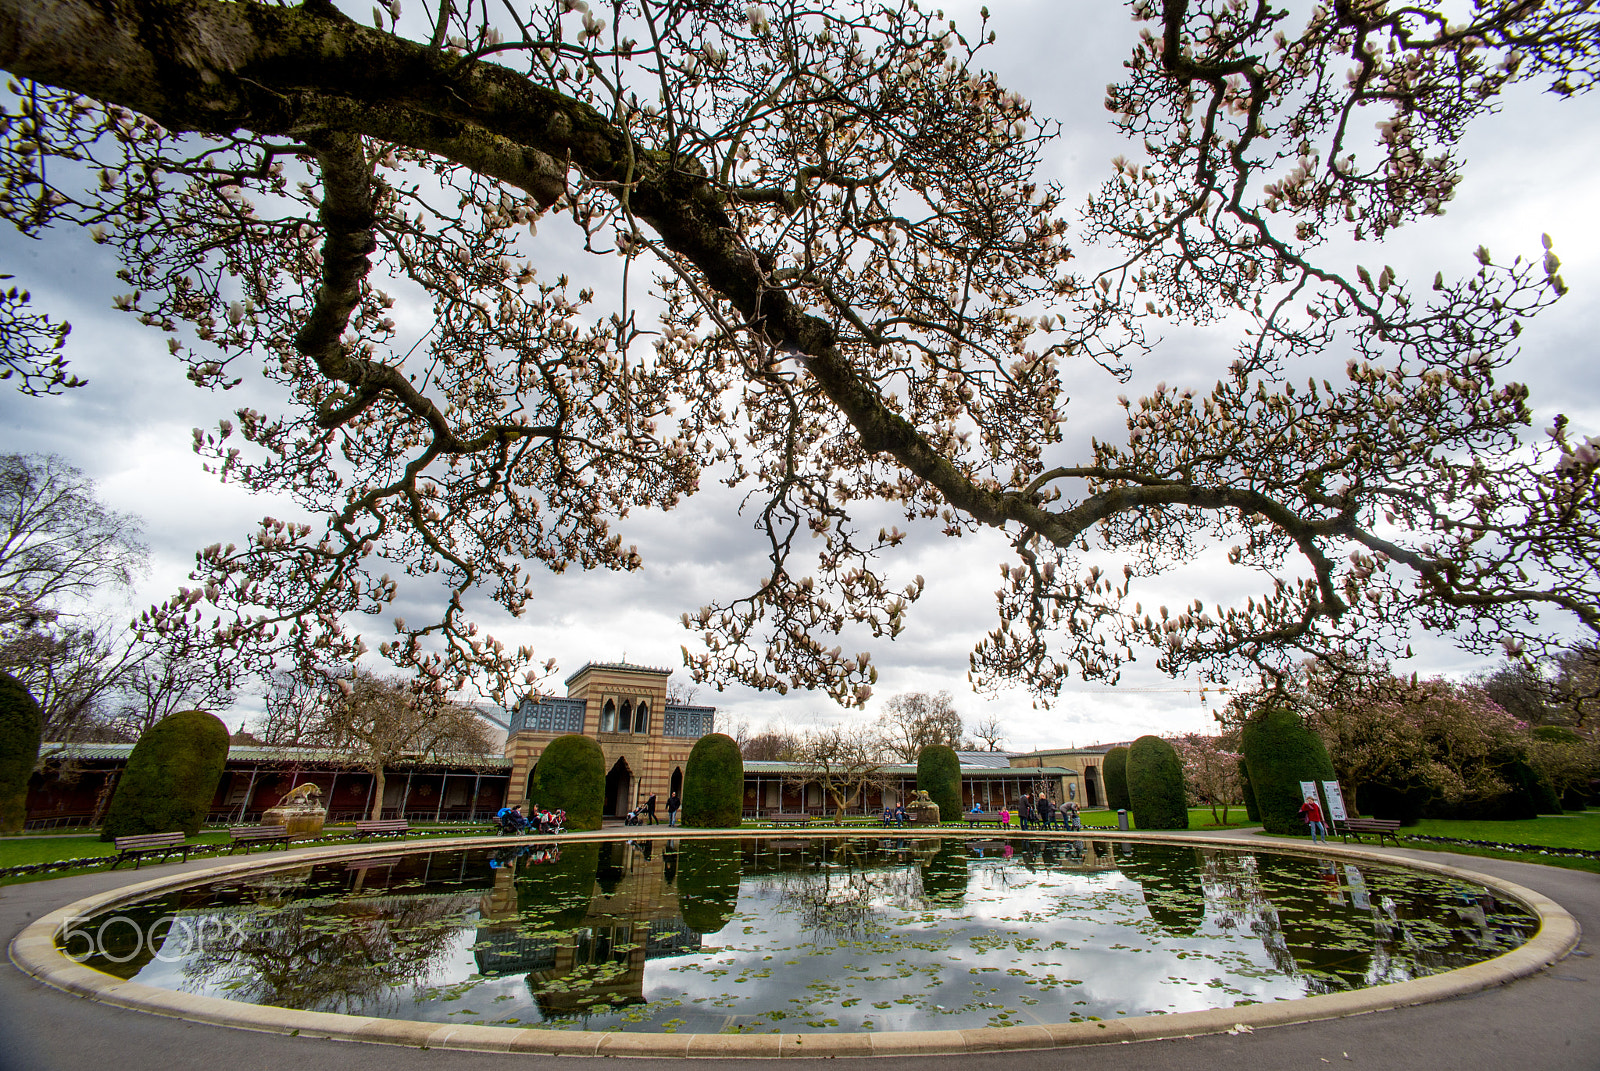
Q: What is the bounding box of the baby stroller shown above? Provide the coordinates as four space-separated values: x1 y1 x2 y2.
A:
623 807 643 826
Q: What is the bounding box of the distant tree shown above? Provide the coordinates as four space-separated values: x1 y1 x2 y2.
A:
966 713 1008 753
299 671 497 821
1102 746 1131 812
0 454 146 632
1171 732 1241 824
740 724 801 762
0 669 43 832
665 675 700 705
1127 735 1188 830
100 708 229 839
0 623 138 743
877 691 963 763
258 667 332 747
1553 645 1600 727
1476 659 1559 727
1528 726 1599 809
786 721 889 822
108 631 235 739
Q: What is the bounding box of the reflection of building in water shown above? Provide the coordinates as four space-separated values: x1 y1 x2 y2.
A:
473 839 703 1020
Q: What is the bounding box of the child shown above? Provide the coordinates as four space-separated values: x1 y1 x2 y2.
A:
1000 806 1011 830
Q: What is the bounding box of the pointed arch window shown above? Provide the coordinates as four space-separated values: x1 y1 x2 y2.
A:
620 700 633 733
633 701 649 734
601 699 617 732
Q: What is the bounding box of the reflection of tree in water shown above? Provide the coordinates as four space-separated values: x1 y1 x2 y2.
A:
179 891 477 1014
771 840 921 943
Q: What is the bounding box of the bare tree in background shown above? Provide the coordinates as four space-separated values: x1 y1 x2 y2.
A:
784 720 889 822
259 667 333 748
109 630 236 738
0 622 140 743
0 453 146 631
305 672 497 821
876 691 962 763
740 725 801 762
968 713 1007 753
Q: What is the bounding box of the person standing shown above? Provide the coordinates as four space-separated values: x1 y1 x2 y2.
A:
1299 794 1327 845
666 791 681 827
1018 793 1034 831
645 793 659 825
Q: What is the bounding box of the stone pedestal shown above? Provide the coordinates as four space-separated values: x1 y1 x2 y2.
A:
260 805 326 838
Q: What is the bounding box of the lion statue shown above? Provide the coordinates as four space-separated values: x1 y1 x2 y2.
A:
279 783 323 808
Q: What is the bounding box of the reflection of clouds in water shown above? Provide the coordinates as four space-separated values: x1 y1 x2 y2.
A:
88 843 1537 1034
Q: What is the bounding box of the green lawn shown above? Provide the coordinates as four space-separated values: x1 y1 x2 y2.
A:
1077 806 1253 830
1402 811 1600 850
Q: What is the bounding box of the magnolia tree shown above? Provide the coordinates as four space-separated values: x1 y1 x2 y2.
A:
0 0 1595 706
1225 660 1557 818
1170 731 1241 823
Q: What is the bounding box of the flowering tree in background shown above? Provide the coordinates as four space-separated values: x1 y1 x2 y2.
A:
1171 731 1240 823
0 0 1594 706
1226 660 1564 820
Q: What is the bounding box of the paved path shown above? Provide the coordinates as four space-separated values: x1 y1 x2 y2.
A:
2 835 1594 1071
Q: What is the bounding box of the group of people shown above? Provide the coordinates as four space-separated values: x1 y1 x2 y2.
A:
880 803 911 827
978 792 1082 831
624 791 682 826
495 804 566 835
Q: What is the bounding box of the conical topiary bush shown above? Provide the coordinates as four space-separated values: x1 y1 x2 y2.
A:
101 709 230 840
0 670 44 834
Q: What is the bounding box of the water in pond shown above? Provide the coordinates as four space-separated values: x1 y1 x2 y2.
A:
61 836 1535 1034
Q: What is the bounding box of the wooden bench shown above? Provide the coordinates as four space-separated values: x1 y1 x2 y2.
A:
227 825 291 855
355 819 411 840
1339 818 1402 847
964 811 1004 829
767 812 814 827
109 831 192 870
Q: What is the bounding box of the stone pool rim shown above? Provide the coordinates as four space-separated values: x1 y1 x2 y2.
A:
8 829 1579 1058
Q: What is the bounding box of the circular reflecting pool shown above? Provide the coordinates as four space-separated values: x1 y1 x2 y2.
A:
60 836 1535 1034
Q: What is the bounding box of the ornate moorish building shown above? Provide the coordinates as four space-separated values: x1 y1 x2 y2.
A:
505 662 716 818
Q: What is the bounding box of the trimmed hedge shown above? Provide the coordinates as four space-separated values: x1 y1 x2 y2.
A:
1103 746 1131 812
682 733 743 828
1238 757 1261 823
100 710 229 840
916 744 962 822
1126 735 1189 830
1240 707 1335 835
531 734 605 831
0 670 43 835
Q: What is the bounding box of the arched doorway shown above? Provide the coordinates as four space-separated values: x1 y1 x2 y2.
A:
670 766 683 797
1084 765 1101 808
604 757 632 818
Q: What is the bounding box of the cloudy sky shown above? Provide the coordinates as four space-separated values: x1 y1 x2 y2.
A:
2 1 1597 748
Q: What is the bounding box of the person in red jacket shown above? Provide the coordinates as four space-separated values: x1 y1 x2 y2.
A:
1299 795 1327 845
